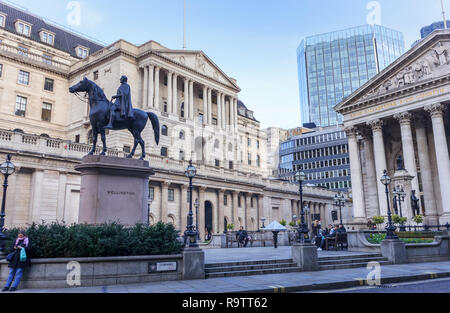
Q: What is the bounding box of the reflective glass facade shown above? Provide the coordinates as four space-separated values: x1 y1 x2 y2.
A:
297 25 405 127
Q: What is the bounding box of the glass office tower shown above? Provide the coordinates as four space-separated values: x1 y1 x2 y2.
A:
297 25 405 127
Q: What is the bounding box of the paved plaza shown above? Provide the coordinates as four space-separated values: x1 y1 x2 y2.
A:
7 247 450 293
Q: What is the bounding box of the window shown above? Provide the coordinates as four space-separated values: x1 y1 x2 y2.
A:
179 131 185 140
168 189 174 201
44 78 54 91
123 145 131 153
15 96 27 117
93 71 99 80
256 155 261 167
163 101 168 113
248 153 252 165
180 103 185 118
75 135 80 143
43 54 52 65
238 196 241 207
224 195 228 206
148 186 154 201
40 30 55 45
247 138 251 147
212 118 217 126
0 14 5 28
215 159 220 167
161 147 168 157
16 21 31 36
76 46 89 58
229 161 233 170
41 102 52 122
198 113 204 124
18 46 28 57
179 150 185 161
0 64 2 77
18 70 29 85
161 125 168 136
257 140 260 149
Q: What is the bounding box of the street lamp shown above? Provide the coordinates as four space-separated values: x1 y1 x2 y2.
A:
184 160 198 248
147 198 152 226
393 185 406 231
194 198 200 240
294 170 310 243
334 193 345 226
260 217 266 229
380 170 398 240
0 154 15 258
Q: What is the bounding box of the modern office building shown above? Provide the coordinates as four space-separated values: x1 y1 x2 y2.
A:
278 124 350 192
297 24 405 127
412 20 450 48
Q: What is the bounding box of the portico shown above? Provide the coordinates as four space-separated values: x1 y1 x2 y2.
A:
336 30 450 225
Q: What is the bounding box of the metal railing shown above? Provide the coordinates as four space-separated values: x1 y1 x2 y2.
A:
399 223 450 232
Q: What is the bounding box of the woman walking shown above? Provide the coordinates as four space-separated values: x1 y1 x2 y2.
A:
3 231 31 292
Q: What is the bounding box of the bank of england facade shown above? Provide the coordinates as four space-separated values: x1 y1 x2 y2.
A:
0 3 337 238
336 29 450 226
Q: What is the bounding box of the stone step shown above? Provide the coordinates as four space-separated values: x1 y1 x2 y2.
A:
205 259 294 269
206 266 302 278
317 253 382 261
205 262 298 274
319 260 392 271
318 256 388 266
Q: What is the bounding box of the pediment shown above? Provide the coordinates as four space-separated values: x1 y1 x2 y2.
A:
154 51 240 91
335 30 450 113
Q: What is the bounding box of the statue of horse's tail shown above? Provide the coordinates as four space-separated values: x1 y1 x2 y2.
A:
148 112 160 146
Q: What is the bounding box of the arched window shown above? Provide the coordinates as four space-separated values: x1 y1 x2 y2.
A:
161 125 168 136
179 131 185 140
180 102 185 118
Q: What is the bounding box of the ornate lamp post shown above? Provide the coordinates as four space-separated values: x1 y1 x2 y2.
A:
184 160 198 248
0 154 15 258
194 198 200 240
294 170 310 243
393 185 406 231
147 198 152 226
380 170 398 240
334 193 345 226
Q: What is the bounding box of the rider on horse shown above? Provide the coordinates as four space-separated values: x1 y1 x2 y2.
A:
105 75 134 129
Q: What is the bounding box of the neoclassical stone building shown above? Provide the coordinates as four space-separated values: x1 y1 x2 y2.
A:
336 29 450 226
0 3 337 238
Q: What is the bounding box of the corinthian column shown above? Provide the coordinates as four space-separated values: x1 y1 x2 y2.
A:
207 88 212 125
143 66 149 108
415 114 438 224
203 86 208 125
345 126 366 221
172 74 178 114
148 65 154 108
184 78 189 118
394 112 420 194
189 81 194 120
154 67 160 110
217 92 222 130
360 127 379 216
167 72 172 114
218 189 225 234
425 103 450 222
368 119 389 216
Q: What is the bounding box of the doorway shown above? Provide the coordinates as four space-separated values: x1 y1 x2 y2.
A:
205 201 213 240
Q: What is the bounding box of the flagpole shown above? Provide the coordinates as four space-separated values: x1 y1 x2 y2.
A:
441 0 447 29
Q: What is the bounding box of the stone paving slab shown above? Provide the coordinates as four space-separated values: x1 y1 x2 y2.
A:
9 261 450 293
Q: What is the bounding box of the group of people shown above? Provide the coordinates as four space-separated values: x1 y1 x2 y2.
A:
311 220 347 251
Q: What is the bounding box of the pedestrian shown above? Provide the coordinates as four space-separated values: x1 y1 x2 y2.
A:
236 226 249 247
3 231 31 292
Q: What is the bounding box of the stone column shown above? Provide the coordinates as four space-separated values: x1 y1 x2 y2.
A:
257 194 264 230
217 92 222 130
223 94 227 131
361 127 380 217
167 72 172 114
172 74 178 114
207 88 212 125
415 115 438 223
181 184 188 232
143 66 149 108
203 86 208 125
154 67 160 110
198 186 206 240
56 172 67 222
161 182 170 223
232 191 239 228
30 169 44 223
148 65 154 108
233 98 238 133
368 119 389 216
345 126 366 221
189 81 194 120
245 193 251 230
425 104 450 222
183 78 189 118
218 189 225 234
394 112 420 195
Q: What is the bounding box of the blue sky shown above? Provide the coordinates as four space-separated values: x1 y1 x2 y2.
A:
7 0 450 128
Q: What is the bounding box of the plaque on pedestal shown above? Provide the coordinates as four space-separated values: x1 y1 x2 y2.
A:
75 155 155 226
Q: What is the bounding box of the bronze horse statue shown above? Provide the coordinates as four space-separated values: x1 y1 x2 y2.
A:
69 77 159 159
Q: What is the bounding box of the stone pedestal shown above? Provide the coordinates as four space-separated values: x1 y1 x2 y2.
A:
391 169 414 220
381 239 407 264
182 247 205 280
291 243 319 271
75 155 155 226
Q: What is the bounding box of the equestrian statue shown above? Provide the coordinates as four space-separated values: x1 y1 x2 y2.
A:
69 76 159 160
